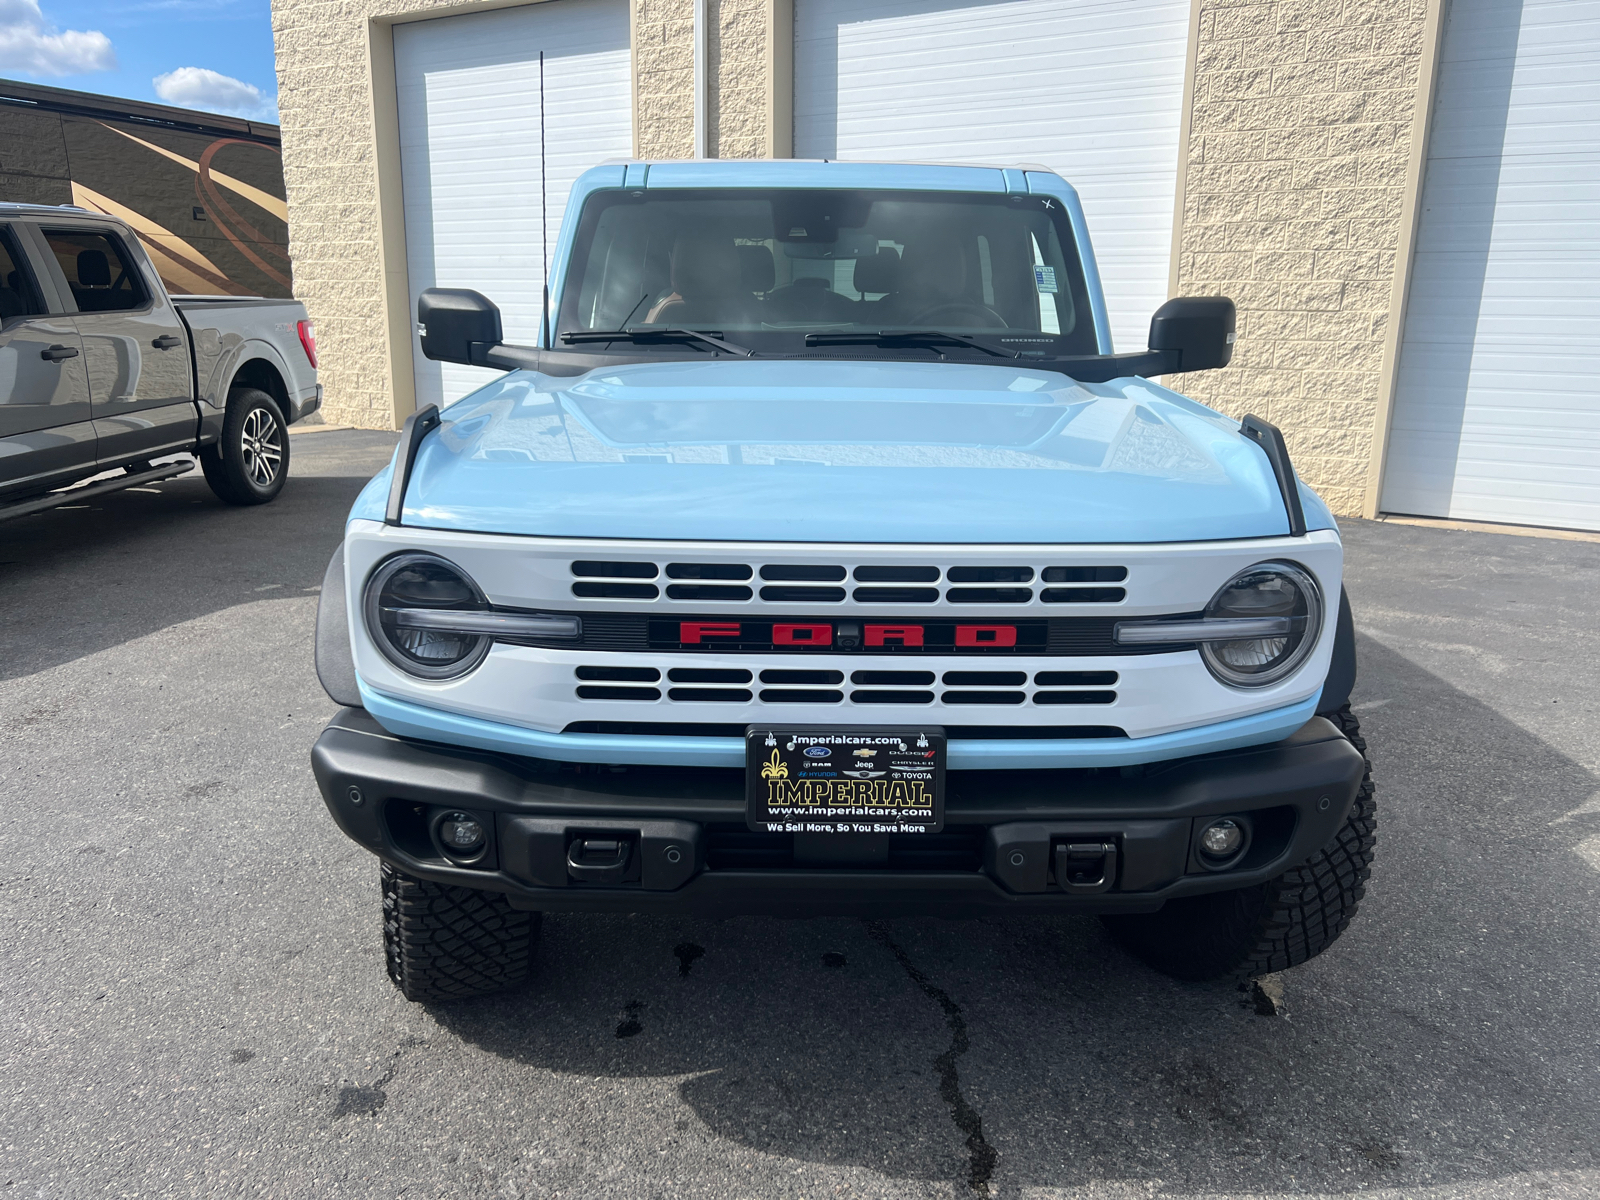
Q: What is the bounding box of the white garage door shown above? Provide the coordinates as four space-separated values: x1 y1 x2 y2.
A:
395 0 631 409
793 0 1189 352
1382 0 1600 531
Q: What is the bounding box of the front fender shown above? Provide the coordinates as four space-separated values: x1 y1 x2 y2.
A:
316 543 362 708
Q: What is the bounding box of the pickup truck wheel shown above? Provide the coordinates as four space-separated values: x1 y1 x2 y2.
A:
201 387 289 505
1101 705 1376 981
380 861 539 1003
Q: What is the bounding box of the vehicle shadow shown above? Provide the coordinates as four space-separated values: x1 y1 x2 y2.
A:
0 432 397 683
429 634 1600 1196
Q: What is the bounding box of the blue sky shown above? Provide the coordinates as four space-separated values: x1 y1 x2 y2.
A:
0 0 279 120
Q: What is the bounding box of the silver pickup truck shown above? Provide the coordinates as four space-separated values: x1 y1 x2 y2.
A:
0 203 320 520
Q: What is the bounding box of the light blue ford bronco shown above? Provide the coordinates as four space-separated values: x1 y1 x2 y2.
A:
311 161 1374 1002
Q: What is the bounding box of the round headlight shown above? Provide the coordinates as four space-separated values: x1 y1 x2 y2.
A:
363 552 492 680
1200 561 1323 688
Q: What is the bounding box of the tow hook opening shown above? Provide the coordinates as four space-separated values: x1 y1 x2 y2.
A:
1053 839 1118 894
567 834 637 883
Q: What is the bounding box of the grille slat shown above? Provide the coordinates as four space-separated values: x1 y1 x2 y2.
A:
1041 587 1127 604
665 584 753 601
853 586 940 603
761 669 845 684
573 582 660 600
761 564 846 581
947 566 1033 583
852 670 936 685
668 667 752 683
945 587 1032 604
759 689 844 704
854 565 940 582
667 563 752 580
760 585 847 602
942 671 1027 686
851 689 935 704
1034 690 1118 705
1042 566 1128 583
576 684 660 701
576 666 660 682
667 687 752 702
572 560 657 579
942 690 1027 705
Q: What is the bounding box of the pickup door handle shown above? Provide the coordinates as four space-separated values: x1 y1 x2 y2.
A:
40 344 79 362
152 335 183 350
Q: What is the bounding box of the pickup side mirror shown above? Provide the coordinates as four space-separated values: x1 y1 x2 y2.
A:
418 288 503 365
1148 296 1236 373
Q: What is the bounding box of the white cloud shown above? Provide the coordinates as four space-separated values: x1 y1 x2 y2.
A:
0 0 115 75
153 66 276 120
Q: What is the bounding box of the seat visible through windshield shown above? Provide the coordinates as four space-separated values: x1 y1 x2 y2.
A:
560 188 1098 355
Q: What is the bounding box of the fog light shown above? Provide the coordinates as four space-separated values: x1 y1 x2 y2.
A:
439 812 486 854
1200 819 1244 858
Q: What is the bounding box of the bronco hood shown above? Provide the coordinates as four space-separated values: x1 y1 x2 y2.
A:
357 359 1331 543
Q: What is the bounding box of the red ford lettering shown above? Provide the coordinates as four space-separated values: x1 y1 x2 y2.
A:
955 624 1017 648
679 621 742 644
865 624 924 647
773 623 832 647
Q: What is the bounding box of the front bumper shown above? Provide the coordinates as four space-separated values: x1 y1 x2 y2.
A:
311 708 1365 917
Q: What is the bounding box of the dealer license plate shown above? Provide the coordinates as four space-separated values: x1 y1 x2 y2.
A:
745 726 945 834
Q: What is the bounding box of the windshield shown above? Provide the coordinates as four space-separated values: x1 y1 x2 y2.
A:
557 188 1098 355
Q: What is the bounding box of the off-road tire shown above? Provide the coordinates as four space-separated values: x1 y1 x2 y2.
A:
1102 704 1376 981
201 387 289 505
381 861 539 1002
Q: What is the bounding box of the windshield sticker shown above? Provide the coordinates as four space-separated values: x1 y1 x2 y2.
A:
1033 265 1058 294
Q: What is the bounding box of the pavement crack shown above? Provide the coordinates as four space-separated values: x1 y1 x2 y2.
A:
866 922 997 1195
332 1036 422 1119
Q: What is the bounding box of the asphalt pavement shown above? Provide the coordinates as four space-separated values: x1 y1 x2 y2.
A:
3 431 1597 1199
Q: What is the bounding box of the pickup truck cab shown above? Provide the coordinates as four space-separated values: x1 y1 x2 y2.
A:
0 204 320 520
312 161 1374 1001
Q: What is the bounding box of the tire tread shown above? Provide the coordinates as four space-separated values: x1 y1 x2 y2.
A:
381 862 537 1003
1102 705 1376 981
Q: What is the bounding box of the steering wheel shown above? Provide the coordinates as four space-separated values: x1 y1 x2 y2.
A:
906 302 1009 330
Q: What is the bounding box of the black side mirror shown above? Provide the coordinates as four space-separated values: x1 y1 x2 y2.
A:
1148 296 1236 372
418 288 502 365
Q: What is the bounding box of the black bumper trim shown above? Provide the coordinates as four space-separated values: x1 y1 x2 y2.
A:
311 707 1366 916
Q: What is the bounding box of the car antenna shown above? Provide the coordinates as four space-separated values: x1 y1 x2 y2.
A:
540 49 550 350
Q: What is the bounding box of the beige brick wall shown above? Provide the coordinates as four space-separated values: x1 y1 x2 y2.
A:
272 0 404 430
634 0 694 157
711 0 772 158
275 0 775 429
1171 0 1432 516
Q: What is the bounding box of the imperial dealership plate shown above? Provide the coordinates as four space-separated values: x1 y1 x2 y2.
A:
745 726 945 834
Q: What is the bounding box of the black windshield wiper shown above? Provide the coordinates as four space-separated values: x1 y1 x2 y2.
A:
561 327 754 357
804 329 1017 358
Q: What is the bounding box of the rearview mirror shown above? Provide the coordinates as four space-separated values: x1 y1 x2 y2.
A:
1148 296 1236 373
418 288 503 365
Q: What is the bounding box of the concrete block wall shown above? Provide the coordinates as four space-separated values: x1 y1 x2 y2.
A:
1171 0 1432 516
634 0 694 157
